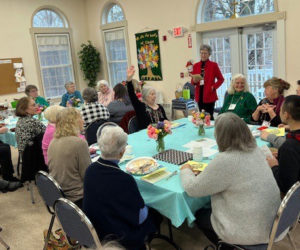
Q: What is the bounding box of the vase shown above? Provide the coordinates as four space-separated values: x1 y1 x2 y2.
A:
198 123 205 136
38 113 42 121
156 136 165 153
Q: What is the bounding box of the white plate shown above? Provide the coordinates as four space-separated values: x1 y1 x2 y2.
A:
126 157 159 175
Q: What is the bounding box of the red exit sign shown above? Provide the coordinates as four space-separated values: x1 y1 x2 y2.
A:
173 27 184 37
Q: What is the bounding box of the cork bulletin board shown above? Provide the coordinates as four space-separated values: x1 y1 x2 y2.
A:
0 58 25 95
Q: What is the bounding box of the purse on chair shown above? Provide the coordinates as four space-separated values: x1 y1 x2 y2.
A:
43 229 75 250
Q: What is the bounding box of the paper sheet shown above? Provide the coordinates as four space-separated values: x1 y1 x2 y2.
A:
265 127 285 137
183 138 217 149
186 147 218 157
13 63 23 69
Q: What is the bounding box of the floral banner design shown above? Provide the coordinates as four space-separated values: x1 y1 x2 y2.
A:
135 30 162 81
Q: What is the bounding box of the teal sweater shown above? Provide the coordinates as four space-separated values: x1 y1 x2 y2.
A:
220 91 257 123
35 96 49 107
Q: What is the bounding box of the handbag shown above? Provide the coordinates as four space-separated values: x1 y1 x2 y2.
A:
43 228 75 250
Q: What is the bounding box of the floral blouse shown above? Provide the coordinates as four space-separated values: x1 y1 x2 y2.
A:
15 116 46 152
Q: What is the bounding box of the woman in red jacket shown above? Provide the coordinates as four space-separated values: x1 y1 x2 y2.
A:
191 45 224 119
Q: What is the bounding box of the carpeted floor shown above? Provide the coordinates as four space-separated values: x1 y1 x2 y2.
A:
1 148 299 250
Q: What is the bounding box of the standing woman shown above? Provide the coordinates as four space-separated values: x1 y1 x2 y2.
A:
252 77 290 127
220 74 257 123
126 66 168 130
191 44 224 119
15 97 46 153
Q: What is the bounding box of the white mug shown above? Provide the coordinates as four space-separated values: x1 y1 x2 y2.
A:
188 115 193 122
125 145 133 155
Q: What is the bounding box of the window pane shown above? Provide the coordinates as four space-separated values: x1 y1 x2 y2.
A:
201 0 274 23
107 5 124 23
104 29 128 86
36 34 74 98
33 9 65 27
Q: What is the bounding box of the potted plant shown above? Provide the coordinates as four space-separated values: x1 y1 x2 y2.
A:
78 41 100 87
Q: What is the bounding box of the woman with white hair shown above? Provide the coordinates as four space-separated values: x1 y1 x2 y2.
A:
48 108 91 208
126 66 168 130
42 105 65 165
97 80 115 106
219 74 257 123
180 113 281 247
83 126 156 250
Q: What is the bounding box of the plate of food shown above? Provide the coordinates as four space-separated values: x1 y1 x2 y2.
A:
126 157 159 175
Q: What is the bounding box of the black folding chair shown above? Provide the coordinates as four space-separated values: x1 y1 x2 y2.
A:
128 116 139 134
35 171 65 250
217 181 300 250
54 198 102 249
85 119 108 146
0 227 9 250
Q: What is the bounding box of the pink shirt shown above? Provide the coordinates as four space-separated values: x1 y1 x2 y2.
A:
98 88 115 107
42 123 86 165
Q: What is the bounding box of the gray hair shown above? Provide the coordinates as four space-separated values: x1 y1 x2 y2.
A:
98 126 128 159
227 73 250 95
97 80 109 91
142 86 156 102
44 105 65 123
82 87 98 103
214 113 256 152
200 44 212 55
64 81 74 89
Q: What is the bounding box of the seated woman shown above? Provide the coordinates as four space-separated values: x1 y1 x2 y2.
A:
108 84 133 124
81 87 110 128
252 77 290 127
60 82 84 107
83 126 156 250
219 74 257 123
180 112 281 247
25 84 49 107
42 105 64 165
97 80 115 106
48 108 91 208
15 97 46 153
126 66 168 130
0 126 19 181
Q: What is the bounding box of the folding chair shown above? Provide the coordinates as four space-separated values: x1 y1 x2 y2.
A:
0 227 9 250
35 171 65 250
217 181 300 250
128 116 140 134
85 119 108 146
54 198 102 249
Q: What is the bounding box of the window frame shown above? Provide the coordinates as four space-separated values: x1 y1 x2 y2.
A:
100 1 131 87
32 8 67 28
30 6 78 100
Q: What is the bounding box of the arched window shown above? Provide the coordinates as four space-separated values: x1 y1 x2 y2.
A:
101 3 129 86
107 4 124 23
198 0 275 23
33 9 66 27
31 8 75 99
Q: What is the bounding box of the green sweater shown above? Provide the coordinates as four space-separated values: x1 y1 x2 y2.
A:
35 96 49 107
220 91 257 123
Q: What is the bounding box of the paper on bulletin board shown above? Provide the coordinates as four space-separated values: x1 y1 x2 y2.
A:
15 68 22 78
0 59 11 64
20 82 26 88
13 63 23 69
16 76 26 83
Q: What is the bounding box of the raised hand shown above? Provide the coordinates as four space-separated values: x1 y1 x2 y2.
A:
127 66 135 81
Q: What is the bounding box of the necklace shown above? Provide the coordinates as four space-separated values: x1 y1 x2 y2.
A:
230 93 244 106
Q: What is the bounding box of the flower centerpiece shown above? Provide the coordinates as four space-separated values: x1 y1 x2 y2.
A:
68 97 81 107
147 120 172 152
36 105 47 120
192 110 206 136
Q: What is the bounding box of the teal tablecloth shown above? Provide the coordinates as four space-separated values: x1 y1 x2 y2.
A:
119 118 270 227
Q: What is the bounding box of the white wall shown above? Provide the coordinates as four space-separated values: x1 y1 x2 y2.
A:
0 0 88 103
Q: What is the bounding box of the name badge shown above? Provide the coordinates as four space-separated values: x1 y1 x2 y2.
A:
228 104 236 110
262 120 271 127
200 80 204 86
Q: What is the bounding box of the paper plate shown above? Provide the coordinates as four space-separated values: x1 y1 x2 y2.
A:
126 157 159 175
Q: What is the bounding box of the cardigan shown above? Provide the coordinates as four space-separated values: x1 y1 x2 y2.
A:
15 116 46 152
127 81 167 130
80 102 110 128
107 100 134 124
60 90 84 107
191 60 224 103
180 147 281 245
98 88 115 107
83 158 155 250
272 129 300 193
220 91 257 123
266 134 286 149
48 136 91 202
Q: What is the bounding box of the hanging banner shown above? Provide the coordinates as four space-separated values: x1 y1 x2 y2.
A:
135 30 163 81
